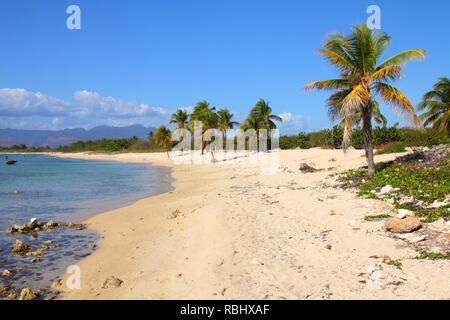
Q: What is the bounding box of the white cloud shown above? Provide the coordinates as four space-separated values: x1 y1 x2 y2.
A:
73 90 168 118
0 88 70 117
278 112 310 135
180 106 194 113
0 88 171 130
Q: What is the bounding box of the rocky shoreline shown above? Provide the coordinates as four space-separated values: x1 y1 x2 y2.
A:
0 218 93 300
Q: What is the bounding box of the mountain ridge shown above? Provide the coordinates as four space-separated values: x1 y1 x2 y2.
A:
0 124 156 147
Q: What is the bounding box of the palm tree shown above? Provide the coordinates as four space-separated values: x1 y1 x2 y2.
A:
250 99 283 134
217 109 239 146
239 114 262 152
189 100 218 154
417 77 450 137
154 125 172 159
148 131 154 141
240 114 261 132
305 24 425 174
169 109 190 142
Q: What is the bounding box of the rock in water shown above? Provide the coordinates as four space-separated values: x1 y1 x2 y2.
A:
50 279 62 290
18 288 38 300
10 240 31 254
0 285 17 298
45 220 58 229
1 269 13 278
385 216 422 233
102 276 123 289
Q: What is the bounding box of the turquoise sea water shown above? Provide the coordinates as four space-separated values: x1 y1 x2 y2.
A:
0 154 173 297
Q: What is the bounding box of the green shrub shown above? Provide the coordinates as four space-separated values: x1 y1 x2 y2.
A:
308 129 332 148
279 132 311 149
372 125 402 145
306 125 447 150
400 128 449 147
307 126 342 148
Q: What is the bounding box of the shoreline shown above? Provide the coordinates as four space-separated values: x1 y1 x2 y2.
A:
0 153 175 299
48 149 449 300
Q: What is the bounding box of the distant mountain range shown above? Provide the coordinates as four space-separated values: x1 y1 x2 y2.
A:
0 124 156 147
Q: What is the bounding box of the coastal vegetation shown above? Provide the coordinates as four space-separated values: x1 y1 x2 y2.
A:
279 125 448 150
2 125 448 154
339 147 449 223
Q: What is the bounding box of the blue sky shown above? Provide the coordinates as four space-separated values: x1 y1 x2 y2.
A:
0 0 448 134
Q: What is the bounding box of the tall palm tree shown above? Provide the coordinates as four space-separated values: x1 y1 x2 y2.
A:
147 131 154 141
217 109 239 145
239 114 262 152
305 24 425 174
240 114 261 132
169 109 190 142
250 99 283 134
189 100 218 154
417 77 450 137
154 125 172 159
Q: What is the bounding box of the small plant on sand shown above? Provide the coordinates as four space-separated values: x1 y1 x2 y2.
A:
382 257 403 269
414 250 450 260
364 214 391 221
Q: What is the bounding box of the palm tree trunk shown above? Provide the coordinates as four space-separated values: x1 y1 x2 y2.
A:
201 141 207 155
222 130 225 149
362 105 375 175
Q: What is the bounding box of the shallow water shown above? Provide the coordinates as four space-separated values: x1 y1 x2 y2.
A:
0 154 173 297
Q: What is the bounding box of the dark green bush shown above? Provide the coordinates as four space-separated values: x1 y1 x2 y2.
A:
305 124 447 150
308 126 343 148
372 125 402 145
279 132 311 149
400 128 449 147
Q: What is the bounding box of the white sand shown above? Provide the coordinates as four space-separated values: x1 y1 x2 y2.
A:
49 148 449 299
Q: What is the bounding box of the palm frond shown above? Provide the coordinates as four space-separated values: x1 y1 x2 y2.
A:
304 79 350 92
375 83 422 127
316 49 354 73
368 65 402 83
377 49 426 69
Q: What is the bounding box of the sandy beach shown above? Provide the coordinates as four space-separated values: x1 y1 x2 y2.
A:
50 149 449 300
